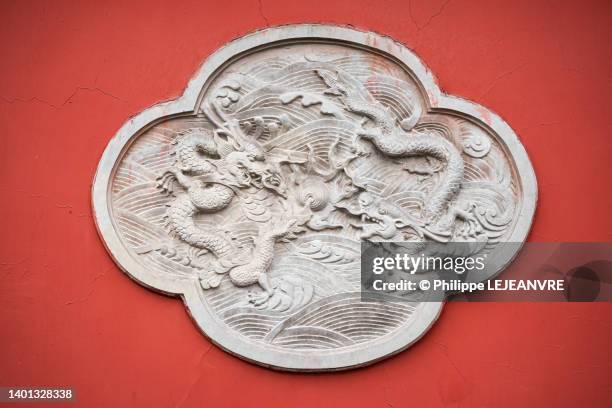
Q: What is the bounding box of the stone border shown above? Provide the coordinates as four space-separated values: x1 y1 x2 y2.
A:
92 24 537 371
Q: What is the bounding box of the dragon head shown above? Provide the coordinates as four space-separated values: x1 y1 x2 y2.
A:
222 151 287 197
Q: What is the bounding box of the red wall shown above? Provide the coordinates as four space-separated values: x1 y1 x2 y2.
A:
1 1 611 407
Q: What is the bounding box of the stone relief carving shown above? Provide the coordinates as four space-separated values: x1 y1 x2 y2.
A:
93 25 537 370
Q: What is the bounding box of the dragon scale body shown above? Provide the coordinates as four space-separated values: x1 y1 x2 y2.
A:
229 219 295 287
167 193 234 257
345 96 464 222
229 231 277 286
174 131 219 174
161 127 290 290
163 129 238 259
345 98 396 136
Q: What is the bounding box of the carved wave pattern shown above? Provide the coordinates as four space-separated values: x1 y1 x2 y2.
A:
110 49 519 351
266 294 417 349
204 235 417 348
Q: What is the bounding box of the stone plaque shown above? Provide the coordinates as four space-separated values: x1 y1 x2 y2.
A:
93 25 537 370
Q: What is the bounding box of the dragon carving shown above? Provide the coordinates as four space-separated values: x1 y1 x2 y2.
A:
157 123 299 300
315 68 480 240
153 62 510 305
